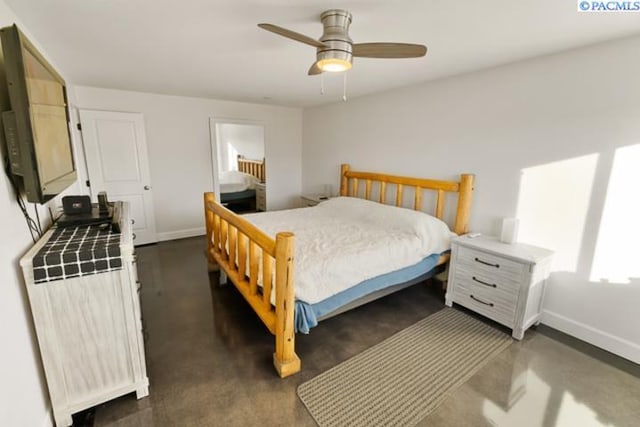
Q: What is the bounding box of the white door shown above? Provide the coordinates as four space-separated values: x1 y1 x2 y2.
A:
79 110 157 245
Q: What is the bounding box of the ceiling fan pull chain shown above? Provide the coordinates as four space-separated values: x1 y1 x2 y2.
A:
343 73 348 102
320 73 325 95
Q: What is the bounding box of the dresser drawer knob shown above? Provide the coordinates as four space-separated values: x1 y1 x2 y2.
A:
472 276 497 288
470 294 494 307
474 257 500 268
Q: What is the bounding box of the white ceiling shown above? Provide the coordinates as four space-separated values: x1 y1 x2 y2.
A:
5 0 640 107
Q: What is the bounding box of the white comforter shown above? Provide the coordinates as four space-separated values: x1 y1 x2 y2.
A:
243 197 453 305
219 170 259 193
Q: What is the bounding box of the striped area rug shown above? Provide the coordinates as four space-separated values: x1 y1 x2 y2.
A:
297 308 512 427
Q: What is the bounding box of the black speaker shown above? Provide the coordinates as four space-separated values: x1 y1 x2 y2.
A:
97 191 110 215
62 195 92 215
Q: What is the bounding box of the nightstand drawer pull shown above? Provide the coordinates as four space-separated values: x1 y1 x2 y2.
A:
472 276 497 288
474 257 500 268
470 294 494 307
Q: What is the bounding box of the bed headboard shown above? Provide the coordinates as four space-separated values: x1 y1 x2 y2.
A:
339 164 474 235
237 155 265 182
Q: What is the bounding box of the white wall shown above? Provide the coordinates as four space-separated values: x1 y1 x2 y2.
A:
217 123 264 173
74 87 302 241
0 2 86 426
302 35 640 363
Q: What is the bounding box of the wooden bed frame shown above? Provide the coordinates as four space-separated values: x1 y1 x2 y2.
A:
237 155 265 182
204 164 474 378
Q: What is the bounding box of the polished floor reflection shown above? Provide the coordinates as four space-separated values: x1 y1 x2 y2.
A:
92 237 640 427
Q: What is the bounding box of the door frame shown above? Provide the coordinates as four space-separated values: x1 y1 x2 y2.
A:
208 117 266 204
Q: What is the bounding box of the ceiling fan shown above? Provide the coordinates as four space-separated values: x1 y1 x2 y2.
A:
258 9 427 75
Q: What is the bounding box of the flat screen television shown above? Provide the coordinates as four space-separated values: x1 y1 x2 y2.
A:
0 24 76 203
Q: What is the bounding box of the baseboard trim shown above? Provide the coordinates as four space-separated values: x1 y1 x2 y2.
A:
156 227 205 242
542 310 640 364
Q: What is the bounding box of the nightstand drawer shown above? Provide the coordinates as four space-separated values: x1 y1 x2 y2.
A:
454 274 518 308
256 194 266 211
453 263 521 299
453 290 516 328
456 246 525 280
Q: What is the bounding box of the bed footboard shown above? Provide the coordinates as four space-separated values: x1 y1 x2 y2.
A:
204 192 300 378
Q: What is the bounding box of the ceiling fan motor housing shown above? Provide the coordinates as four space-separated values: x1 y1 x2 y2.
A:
317 9 353 71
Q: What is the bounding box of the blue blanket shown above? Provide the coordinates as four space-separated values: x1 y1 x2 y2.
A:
294 253 442 333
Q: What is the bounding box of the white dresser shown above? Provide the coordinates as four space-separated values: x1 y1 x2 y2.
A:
20 202 148 426
255 182 266 211
445 235 553 339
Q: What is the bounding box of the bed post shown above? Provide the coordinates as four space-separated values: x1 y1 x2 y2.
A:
273 231 300 378
453 174 475 235
340 164 350 196
204 192 217 272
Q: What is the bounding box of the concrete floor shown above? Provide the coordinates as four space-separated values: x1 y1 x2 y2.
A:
90 237 640 427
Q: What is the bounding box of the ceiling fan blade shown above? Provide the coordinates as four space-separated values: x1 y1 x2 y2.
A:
258 23 327 49
352 43 427 58
308 62 323 76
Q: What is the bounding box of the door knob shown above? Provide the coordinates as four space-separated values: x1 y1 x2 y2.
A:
144 185 150 190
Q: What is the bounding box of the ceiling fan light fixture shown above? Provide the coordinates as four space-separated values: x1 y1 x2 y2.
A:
317 58 352 72
258 8 427 79
316 41 353 73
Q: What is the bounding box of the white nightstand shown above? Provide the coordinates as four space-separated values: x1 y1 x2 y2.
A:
445 235 553 340
300 194 330 207
255 182 266 211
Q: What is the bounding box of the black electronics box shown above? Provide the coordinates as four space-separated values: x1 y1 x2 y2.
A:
62 195 92 214
56 205 113 228
57 192 115 229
